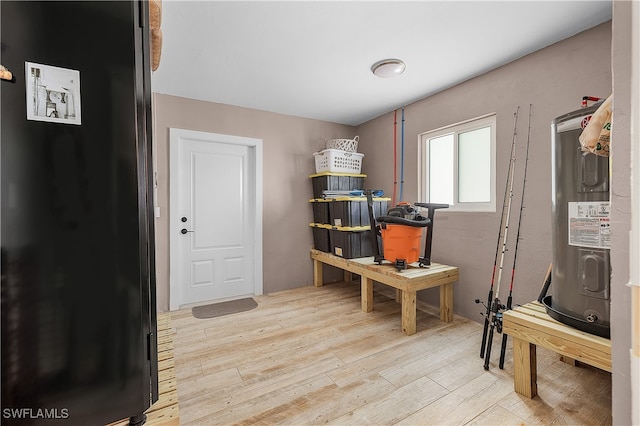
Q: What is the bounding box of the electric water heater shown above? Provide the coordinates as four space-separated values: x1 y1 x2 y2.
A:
545 102 611 338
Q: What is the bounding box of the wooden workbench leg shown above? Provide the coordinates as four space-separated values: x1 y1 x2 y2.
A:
361 276 373 313
395 289 401 303
439 282 454 322
512 337 538 398
560 355 577 367
313 258 323 287
344 270 352 283
401 290 417 336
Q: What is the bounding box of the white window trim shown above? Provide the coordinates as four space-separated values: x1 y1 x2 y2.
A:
418 113 496 212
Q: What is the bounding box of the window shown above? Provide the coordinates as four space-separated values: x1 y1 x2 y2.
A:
419 114 496 212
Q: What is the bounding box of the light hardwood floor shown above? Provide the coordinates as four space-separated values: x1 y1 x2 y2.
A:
169 281 612 425
109 313 179 426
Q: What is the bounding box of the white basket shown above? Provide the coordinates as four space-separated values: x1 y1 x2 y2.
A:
313 149 364 174
326 135 359 152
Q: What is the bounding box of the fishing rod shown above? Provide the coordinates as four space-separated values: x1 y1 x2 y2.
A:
483 106 519 371
499 104 532 369
399 106 405 202
477 106 520 359
478 152 511 359
393 109 398 206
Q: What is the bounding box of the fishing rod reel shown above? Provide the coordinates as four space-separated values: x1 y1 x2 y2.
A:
476 298 506 332
490 300 505 334
475 298 506 314
482 297 507 370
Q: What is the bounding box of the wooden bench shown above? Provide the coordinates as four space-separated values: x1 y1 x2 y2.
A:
502 300 611 398
310 248 459 336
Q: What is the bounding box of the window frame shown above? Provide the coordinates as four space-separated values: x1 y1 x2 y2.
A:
418 113 497 212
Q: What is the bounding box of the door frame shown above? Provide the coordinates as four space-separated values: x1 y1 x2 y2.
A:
168 128 263 310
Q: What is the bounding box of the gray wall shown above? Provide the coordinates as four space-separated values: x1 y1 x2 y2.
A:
357 21 613 322
152 95 355 311
610 2 632 425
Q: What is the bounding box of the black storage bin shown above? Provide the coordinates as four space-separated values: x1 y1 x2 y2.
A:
310 172 366 199
329 226 376 259
310 223 331 252
330 197 389 227
310 199 331 224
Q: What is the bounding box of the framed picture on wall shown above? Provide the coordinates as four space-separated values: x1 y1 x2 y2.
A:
25 62 81 125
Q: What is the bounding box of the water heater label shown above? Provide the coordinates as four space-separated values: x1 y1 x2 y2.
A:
567 201 610 249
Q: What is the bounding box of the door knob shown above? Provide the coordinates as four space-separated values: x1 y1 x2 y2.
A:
181 228 194 234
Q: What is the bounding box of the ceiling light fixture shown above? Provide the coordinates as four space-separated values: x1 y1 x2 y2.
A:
371 59 406 78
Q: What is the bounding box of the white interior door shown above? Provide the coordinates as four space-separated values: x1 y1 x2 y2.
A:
169 129 263 309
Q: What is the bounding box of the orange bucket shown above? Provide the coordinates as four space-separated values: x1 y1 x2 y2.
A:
380 224 423 265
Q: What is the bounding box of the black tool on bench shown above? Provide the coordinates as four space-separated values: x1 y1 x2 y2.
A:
414 203 449 267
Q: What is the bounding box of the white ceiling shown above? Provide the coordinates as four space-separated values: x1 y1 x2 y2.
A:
151 1 612 126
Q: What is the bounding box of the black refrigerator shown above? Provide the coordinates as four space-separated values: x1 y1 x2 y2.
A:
1 1 158 425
